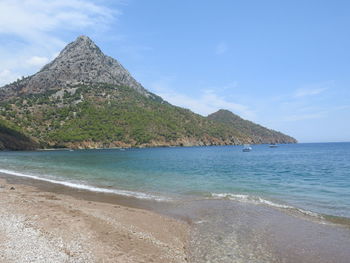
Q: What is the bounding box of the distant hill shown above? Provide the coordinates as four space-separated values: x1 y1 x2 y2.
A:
208 109 297 144
0 119 38 150
0 36 296 150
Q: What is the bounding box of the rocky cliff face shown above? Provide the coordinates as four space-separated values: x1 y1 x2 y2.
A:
0 36 152 100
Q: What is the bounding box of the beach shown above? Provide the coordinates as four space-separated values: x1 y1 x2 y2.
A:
1 144 350 262
1 171 350 263
0 176 189 263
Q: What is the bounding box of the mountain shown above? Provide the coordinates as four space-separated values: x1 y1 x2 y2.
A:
0 36 296 149
0 36 152 100
208 109 297 144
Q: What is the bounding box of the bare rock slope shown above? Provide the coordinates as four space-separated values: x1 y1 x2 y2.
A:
0 36 151 100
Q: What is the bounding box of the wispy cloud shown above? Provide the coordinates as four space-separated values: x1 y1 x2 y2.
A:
215 42 228 55
273 81 337 122
0 0 116 39
294 81 333 98
294 87 327 98
285 112 326 121
26 56 49 67
0 70 20 86
149 79 255 119
333 105 350 111
0 0 120 85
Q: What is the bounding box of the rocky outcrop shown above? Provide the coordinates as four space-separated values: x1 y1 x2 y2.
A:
0 36 152 100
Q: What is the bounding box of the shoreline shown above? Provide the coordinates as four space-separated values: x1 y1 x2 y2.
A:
1 141 298 152
0 170 350 263
4 141 350 154
0 174 189 262
2 167 350 229
1 171 350 262
0 171 192 223
2 168 350 230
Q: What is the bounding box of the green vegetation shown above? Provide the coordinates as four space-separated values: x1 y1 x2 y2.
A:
208 109 297 144
0 118 38 150
0 84 295 149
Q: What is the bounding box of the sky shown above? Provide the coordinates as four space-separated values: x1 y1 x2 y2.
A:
0 0 349 143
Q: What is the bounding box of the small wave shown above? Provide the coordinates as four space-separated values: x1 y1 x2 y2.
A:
210 193 321 218
0 169 169 202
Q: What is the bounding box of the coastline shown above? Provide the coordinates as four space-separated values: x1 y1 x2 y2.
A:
1 169 350 262
15 141 297 152
0 174 189 263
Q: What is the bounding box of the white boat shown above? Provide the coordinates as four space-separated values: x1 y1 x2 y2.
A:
242 144 252 152
269 143 278 148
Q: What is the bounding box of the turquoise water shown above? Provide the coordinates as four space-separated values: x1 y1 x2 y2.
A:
0 143 349 218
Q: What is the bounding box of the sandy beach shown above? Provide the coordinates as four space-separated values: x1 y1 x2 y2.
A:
1 169 350 263
0 177 189 263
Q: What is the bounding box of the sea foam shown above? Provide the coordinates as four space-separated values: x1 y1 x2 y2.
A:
210 193 322 218
0 169 169 201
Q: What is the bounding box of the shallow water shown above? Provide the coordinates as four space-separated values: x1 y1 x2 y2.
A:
178 200 350 263
1 143 349 219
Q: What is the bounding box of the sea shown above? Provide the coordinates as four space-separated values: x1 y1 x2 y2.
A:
1 142 350 262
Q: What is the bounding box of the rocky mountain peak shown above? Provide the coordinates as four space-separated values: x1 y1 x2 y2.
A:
53 35 102 61
0 35 150 100
70 35 96 47
76 35 95 43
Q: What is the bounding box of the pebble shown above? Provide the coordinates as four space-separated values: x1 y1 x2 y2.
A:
0 211 92 262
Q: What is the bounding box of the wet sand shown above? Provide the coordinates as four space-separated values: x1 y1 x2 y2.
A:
1 172 350 263
178 200 350 263
0 175 189 263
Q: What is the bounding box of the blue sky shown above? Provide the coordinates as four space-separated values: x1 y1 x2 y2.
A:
0 0 349 142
